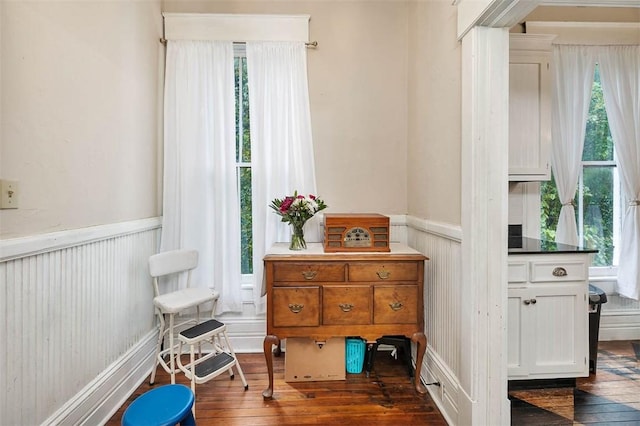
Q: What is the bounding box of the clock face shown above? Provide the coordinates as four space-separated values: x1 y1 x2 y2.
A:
343 227 372 248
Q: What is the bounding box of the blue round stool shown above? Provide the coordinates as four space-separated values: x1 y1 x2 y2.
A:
122 384 195 426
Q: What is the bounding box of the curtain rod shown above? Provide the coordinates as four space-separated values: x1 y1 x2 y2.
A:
159 38 318 48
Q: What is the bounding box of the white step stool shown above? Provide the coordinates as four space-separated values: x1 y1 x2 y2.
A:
177 319 248 408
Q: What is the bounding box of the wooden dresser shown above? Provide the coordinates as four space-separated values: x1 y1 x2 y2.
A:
262 242 428 399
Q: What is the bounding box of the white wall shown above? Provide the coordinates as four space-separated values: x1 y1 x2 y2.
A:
0 1 164 423
407 0 461 225
0 0 163 239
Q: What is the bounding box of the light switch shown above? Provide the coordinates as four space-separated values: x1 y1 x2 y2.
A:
0 179 19 209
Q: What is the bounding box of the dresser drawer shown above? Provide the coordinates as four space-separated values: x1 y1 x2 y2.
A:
273 287 320 327
373 285 418 324
322 286 371 325
273 262 346 283
530 261 587 283
349 262 419 282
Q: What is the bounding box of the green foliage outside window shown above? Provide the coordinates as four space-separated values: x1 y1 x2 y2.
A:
235 55 253 274
541 64 616 267
540 174 567 243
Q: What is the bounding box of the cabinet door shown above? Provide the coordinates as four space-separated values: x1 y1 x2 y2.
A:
509 54 551 181
509 283 589 379
527 283 588 377
507 288 528 378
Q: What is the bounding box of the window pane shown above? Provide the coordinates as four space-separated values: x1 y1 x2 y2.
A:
582 166 614 266
583 65 614 162
235 56 251 163
235 52 253 275
541 175 573 243
235 57 241 162
240 166 253 274
241 57 251 162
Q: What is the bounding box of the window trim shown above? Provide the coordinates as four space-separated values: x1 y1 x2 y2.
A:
577 144 621 274
163 13 310 43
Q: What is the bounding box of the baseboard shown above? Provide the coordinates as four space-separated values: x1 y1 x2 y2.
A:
228 334 270 353
215 315 268 353
600 311 640 341
423 345 459 426
508 377 576 391
42 330 157 426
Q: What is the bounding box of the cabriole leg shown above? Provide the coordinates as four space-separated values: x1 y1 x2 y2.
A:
411 332 428 394
262 335 280 399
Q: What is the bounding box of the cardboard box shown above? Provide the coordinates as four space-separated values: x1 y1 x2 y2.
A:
285 337 346 382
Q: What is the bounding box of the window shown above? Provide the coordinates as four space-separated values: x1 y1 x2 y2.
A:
235 44 253 274
541 64 622 271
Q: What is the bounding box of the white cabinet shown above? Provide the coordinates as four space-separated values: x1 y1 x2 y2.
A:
507 253 590 380
509 34 555 181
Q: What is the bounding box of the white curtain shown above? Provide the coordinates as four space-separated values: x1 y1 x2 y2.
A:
246 41 319 313
598 45 640 300
551 46 597 246
161 40 242 313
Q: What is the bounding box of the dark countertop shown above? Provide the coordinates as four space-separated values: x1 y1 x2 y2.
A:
508 237 599 255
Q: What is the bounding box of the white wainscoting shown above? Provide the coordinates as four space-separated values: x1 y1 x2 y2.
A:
0 218 161 426
407 216 462 426
589 278 640 341
601 296 640 341
0 214 466 424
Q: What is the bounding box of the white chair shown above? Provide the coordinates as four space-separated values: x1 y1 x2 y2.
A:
149 249 219 385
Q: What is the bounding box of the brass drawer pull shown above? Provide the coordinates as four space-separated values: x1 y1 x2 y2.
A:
376 270 391 280
389 301 403 311
288 303 304 314
339 303 354 312
301 271 317 280
552 267 568 277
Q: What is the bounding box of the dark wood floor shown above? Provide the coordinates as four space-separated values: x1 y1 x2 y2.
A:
107 348 447 425
108 340 640 425
510 340 640 425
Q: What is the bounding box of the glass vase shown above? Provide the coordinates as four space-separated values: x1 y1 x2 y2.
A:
289 222 307 250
